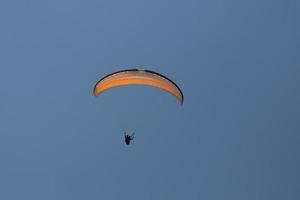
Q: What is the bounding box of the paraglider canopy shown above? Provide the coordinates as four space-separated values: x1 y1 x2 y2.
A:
93 69 184 104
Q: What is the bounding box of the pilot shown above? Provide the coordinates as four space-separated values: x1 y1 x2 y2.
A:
124 132 134 145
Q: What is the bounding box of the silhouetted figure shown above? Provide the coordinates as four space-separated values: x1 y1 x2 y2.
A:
124 132 134 145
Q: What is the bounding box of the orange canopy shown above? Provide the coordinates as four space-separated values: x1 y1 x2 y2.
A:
93 69 184 104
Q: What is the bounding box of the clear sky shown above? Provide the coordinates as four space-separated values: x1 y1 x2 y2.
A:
0 0 299 199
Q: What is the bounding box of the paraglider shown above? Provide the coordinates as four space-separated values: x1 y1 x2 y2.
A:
93 69 184 145
124 132 134 145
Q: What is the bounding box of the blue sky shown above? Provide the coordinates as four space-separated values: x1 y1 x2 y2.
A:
0 0 299 199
